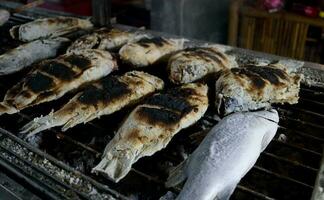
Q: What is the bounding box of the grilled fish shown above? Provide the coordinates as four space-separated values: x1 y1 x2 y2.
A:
215 64 302 115
168 47 237 84
21 71 164 137
67 28 148 53
10 17 93 42
92 83 208 182
119 37 185 67
0 37 70 75
166 109 279 200
0 49 117 116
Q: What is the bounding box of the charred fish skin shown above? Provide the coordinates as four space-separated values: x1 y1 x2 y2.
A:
166 109 279 200
92 83 208 182
0 49 117 116
168 47 238 84
119 37 185 67
215 64 302 115
67 28 148 53
0 37 70 75
10 17 93 42
21 71 164 137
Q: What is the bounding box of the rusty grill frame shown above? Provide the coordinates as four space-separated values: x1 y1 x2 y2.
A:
0 2 324 200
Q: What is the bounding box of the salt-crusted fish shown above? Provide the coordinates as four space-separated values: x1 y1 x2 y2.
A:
166 109 279 200
0 49 117 116
168 47 237 84
67 28 148 53
119 37 185 67
0 37 70 75
21 71 164 137
92 83 208 182
10 17 93 42
215 64 302 115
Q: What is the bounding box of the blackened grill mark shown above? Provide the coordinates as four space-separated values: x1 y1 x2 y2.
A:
183 48 226 67
41 61 75 81
25 72 54 93
245 65 288 85
64 55 91 70
47 18 75 25
20 91 32 98
167 88 198 99
146 94 193 115
137 37 168 47
78 76 130 105
196 49 225 67
78 85 101 104
231 68 266 89
137 107 181 125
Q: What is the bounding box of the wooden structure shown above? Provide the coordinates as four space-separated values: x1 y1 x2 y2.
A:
228 1 324 63
92 0 111 27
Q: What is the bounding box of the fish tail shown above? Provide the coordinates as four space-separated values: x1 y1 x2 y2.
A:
165 160 188 188
92 151 134 183
20 114 53 138
61 113 93 132
0 102 17 116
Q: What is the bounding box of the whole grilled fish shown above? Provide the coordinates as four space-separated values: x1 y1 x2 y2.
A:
0 37 70 75
0 49 117 116
215 64 302 115
119 37 185 67
67 28 148 53
92 83 208 182
166 109 279 200
10 17 93 42
168 47 237 84
21 71 164 137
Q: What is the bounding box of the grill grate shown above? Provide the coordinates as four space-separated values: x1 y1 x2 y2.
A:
0 12 323 200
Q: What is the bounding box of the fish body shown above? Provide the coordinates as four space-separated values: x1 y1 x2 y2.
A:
0 37 70 75
215 64 302 115
10 17 93 42
168 47 237 84
92 83 208 182
67 28 148 53
119 37 184 67
166 109 279 200
21 71 164 136
0 49 117 115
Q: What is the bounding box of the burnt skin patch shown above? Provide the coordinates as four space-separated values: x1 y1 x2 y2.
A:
64 55 91 69
146 94 193 115
167 88 198 99
47 17 75 25
182 47 226 67
137 37 168 47
41 61 75 81
127 129 150 144
136 107 181 126
25 72 54 93
231 68 266 89
20 91 32 98
78 76 130 105
245 65 288 85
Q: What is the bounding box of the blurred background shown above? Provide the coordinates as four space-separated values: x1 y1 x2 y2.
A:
8 0 324 64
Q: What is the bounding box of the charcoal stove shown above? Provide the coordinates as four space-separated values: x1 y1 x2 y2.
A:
0 1 324 200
